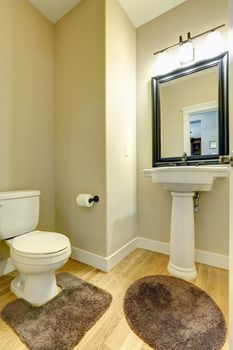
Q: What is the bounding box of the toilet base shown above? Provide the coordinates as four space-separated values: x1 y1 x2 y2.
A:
11 272 59 306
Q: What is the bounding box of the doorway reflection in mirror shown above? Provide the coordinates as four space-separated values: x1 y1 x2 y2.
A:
189 109 218 156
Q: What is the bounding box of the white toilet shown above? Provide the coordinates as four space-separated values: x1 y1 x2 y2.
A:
0 190 71 305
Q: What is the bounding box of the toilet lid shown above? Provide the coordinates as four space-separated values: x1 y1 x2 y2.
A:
12 231 70 255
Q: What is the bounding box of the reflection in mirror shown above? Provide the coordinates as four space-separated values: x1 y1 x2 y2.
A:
152 52 228 166
160 67 218 158
188 105 218 156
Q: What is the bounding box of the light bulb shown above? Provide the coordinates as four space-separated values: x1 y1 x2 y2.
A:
179 41 195 65
204 30 223 57
155 51 172 74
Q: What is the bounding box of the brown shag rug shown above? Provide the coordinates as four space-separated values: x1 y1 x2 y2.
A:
1 272 112 350
123 275 226 350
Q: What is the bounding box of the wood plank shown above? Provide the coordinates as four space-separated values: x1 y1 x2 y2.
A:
0 249 228 349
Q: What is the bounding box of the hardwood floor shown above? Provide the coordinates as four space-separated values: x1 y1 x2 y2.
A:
0 249 229 349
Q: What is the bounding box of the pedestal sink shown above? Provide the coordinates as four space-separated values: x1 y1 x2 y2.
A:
143 166 229 280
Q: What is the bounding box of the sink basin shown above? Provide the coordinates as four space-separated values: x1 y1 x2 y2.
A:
143 166 229 192
143 165 229 280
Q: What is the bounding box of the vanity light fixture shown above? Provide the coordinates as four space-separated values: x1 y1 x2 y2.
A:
155 50 171 74
153 24 225 66
205 30 224 57
179 32 195 65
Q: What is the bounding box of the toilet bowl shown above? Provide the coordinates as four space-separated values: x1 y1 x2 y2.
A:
9 231 71 305
0 190 71 305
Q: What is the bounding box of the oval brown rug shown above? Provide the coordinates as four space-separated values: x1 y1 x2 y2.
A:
123 275 226 350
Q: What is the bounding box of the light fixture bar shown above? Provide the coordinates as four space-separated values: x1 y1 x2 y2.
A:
153 24 225 56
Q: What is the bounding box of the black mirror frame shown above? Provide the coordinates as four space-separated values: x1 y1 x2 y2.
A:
151 52 229 167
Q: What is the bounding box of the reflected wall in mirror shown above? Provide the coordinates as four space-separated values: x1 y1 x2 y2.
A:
152 52 228 166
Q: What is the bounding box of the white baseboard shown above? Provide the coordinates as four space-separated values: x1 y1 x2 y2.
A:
195 249 229 270
71 236 228 272
136 237 229 270
71 247 108 272
0 237 226 277
0 257 15 276
136 237 170 255
107 238 137 271
71 238 137 272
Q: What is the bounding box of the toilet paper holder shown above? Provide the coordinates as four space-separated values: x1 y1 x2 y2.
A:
88 195 100 204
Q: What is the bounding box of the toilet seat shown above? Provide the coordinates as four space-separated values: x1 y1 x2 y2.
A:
12 231 70 257
10 231 71 305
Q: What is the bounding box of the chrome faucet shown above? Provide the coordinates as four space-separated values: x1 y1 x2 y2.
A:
181 152 188 165
219 151 233 167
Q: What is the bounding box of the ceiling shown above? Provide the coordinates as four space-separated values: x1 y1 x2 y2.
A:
118 0 187 28
27 0 82 23
27 0 187 26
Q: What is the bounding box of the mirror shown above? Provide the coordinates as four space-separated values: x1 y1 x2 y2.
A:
152 52 229 166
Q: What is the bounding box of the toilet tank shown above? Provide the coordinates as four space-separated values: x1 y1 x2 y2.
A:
0 191 40 240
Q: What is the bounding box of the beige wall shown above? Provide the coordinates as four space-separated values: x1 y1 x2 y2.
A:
106 0 136 255
0 0 136 266
0 0 55 264
0 0 228 270
55 0 107 256
137 0 229 255
0 0 55 230
55 0 136 257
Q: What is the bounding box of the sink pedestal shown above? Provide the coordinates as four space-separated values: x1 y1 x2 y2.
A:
168 192 197 280
143 166 229 281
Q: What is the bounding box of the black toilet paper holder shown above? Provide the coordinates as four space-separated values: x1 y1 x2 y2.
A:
88 195 99 204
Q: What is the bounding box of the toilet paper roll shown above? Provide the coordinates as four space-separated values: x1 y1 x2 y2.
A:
76 194 94 208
